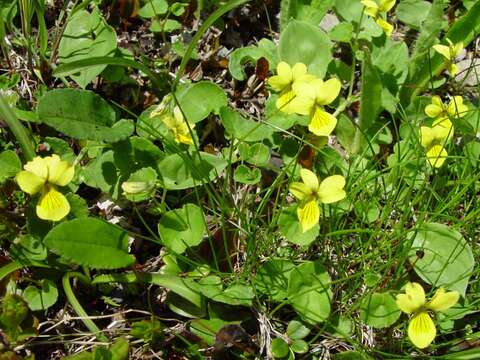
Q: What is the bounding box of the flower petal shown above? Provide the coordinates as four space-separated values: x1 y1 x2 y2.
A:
15 170 45 195
362 0 379 17
427 145 448 168
426 288 460 312
397 282 426 313
425 96 444 118
447 96 468 118
276 88 297 114
318 175 346 204
36 186 70 221
291 63 308 80
289 182 310 201
420 126 435 149
297 199 319 233
376 18 393 37
408 312 436 349
379 0 396 12
268 62 292 91
308 108 337 137
433 44 451 60
24 156 48 181
448 63 459 76
315 78 341 105
45 154 74 186
300 168 319 190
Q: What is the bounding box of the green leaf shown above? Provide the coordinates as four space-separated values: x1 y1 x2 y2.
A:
158 204 206 254
291 339 309 354
271 338 290 358
177 81 228 123
239 143 270 166
189 318 231 346
109 337 129 360
351 54 382 154
23 279 58 311
286 320 310 340
66 193 89 219
158 151 227 190
58 8 117 88
82 150 121 198
233 165 261 185
329 22 353 43
0 150 21 183
9 235 47 263
396 0 431 29
280 0 334 29
122 167 157 202
408 223 474 296
138 0 168 17
37 89 134 142
334 0 363 22
278 205 319 246
194 277 255 306
287 261 331 324
254 259 295 301
359 292 400 328
44 218 135 269
229 38 278 80
221 107 274 142
279 20 333 78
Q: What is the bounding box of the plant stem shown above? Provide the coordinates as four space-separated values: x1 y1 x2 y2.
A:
0 95 35 161
62 272 108 342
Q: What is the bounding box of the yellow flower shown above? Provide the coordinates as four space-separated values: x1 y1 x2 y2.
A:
290 78 342 136
396 282 459 349
15 155 74 221
162 106 195 145
361 0 396 36
425 96 468 125
289 168 346 232
433 39 464 76
268 62 316 114
420 124 451 168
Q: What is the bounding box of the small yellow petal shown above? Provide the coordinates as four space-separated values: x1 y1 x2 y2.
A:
317 175 346 204
291 63 308 80
448 63 459 76
397 282 426 312
396 294 420 314
433 44 451 60
24 156 49 181
300 168 319 191
308 108 337 137
36 186 70 221
376 18 393 37
15 170 45 195
447 96 468 118
379 0 396 12
453 42 464 57
362 0 379 17
427 145 448 168
315 78 341 105
420 126 435 149
297 199 320 233
45 154 75 186
289 182 310 201
425 96 444 118
426 288 460 312
408 312 436 349
268 62 293 91
276 88 297 114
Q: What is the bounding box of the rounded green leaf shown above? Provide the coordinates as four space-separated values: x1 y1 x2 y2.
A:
138 0 168 17
122 167 157 202
177 81 227 124
0 150 21 183
408 223 474 296
278 205 319 246
23 280 58 311
271 338 289 359
291 339 309 354
396 0 431 29
279 20 333 78
254 259 295 301
37 89 134 142
44 218 135 269
57 8 117 88
359 292 400 329
287 261 332 324
234 165 261 185
158 203 206 254
287 320 310 340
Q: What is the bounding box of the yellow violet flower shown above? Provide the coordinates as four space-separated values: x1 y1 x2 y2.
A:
420 125 451 168
289 168 346 232
268 62 315 114
361 0 396 36
290 78 342 136
425 96 468 126
433 39 464 76
151 102 195 145
15 154 74 221
396 282 459 349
